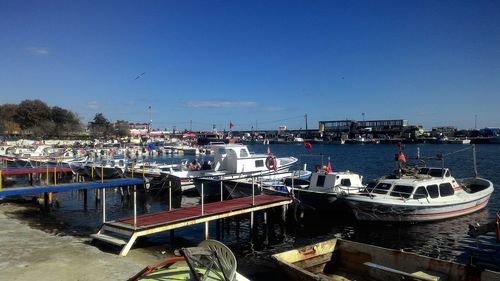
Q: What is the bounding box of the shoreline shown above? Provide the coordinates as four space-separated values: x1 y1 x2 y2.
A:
0 202 162 281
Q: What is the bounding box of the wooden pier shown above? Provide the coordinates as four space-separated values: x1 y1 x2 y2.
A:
91 194 292 256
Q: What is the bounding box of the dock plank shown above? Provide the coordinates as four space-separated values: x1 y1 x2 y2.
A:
115 195 290 228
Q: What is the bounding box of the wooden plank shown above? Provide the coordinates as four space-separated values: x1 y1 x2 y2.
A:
364 262 439 281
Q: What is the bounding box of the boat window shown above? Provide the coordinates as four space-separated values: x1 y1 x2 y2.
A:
217 148 226 155
340 179 351 187
255 160 264 167
366 181 377 192
390 185 414 199
372 182 392 194
239 149 249 158
316 175 326 187
439 183 454 197
413 186 428 199
429 169 444 177
119 160 124 166
426 184 439 198
418 168 429 175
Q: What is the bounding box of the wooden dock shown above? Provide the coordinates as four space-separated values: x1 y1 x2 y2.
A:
91 194 292 256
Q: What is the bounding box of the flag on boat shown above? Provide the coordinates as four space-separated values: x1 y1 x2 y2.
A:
326 161 332 174
304 141 312 150
229 121 234 130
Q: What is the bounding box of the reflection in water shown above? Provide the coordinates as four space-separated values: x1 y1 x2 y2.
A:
4 144 500 280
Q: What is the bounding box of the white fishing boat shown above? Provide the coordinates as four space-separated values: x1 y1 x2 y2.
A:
287 170 365 211
272 238 500 281
191 144 298 198
342 159 494 222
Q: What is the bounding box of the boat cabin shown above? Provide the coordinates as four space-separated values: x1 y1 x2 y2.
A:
308 171 364 193
367 171 460 200
212 144 270 173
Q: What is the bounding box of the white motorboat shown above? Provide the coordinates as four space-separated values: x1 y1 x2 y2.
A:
190 144 298 198
287 170 365 211
342 166 494 222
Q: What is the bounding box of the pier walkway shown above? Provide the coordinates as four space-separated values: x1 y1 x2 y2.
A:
0 178 144 197
91 194 292 256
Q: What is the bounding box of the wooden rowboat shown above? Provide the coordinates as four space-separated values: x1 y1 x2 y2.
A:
272 238 500 281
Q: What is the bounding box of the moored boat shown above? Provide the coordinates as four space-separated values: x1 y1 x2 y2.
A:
272 238 500 281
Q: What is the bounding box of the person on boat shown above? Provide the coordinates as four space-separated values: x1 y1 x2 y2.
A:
189 159 201 171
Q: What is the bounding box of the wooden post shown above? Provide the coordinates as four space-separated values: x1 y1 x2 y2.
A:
101 165 104 183
46 164 49 185
83 189 88 210
0 170 2 192
133 185 137 229
250 212 254 235
204 221 209 240
201 182 204 215
252 176 255 206
91 162 94 179
102 188 106 223
220 180 223 202
169 180 172 211
53 167 57 185
131 162 134 178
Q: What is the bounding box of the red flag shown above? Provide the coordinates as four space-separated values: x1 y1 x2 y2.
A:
229 121 234 129
304 141 312 150
325 161 332 174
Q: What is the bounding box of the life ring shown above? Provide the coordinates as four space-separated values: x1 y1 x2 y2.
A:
265 155 277 171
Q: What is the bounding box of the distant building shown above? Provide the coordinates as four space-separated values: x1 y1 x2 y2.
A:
431 126 456 137
129 122 149 136
319 119 408 134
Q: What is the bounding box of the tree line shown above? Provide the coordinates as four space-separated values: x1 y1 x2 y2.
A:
0 99 130 139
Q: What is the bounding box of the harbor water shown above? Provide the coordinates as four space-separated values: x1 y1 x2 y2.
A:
6 143 500 280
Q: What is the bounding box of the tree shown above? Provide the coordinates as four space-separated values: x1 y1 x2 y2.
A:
114 120 130 138
14 99 51 130
0 104 19 134
51 106 83 137
89 113 113 138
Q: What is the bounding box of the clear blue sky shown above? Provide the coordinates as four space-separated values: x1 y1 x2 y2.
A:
1 0 499 131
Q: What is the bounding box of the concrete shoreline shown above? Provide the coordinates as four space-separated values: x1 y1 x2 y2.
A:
0 202 161 281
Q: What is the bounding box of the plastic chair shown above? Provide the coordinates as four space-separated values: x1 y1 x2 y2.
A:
198 239 237 281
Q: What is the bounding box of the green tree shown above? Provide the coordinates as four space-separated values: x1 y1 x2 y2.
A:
114 120 130 138
14 99 51 130
89 113 113 138
51 106 83 137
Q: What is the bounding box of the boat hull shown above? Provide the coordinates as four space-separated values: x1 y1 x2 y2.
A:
343 193 492 222
272 238 500 281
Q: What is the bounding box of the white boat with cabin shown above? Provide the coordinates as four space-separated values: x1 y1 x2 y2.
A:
342 166 494 222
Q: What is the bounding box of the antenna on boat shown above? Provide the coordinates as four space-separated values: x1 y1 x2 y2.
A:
472 144 478 178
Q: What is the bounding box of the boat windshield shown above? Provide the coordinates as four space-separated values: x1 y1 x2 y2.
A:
390 185 414 199
372 182 392 194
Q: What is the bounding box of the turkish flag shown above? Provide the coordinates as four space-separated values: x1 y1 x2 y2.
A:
229 121 234 129
304 141 312 150
326 161 332 174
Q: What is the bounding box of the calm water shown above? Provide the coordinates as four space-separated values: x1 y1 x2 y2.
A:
7 143 500 279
